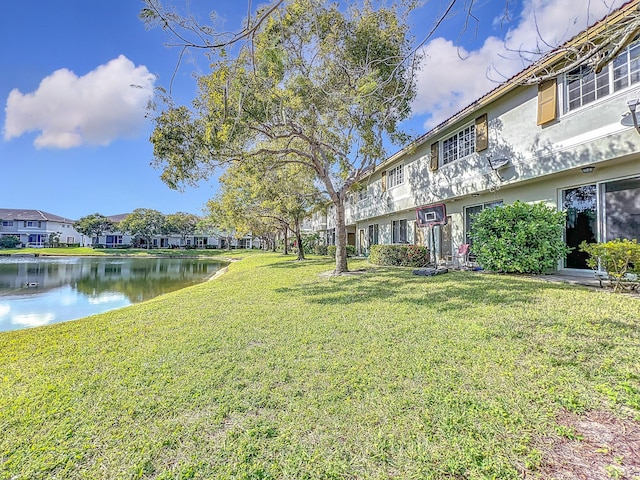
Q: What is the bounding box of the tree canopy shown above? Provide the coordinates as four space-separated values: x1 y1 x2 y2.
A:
119 208 166 248
165 212 200 245
209 161 322 259
148 0 419 273
73 213 115 244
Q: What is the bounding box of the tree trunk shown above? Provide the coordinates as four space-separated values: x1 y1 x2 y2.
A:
295 218 305 261
334 197 348 274
283 227 289 255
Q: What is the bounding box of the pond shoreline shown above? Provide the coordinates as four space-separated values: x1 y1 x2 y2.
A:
0 256 230 331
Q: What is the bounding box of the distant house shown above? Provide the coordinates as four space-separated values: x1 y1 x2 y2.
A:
96 214 260 249
0 209 87 247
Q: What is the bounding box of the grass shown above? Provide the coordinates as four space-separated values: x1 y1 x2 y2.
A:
0 252 638 479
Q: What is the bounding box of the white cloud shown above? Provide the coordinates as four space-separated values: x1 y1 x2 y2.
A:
12 312 55 328
3 55 156 149
414 0 627 129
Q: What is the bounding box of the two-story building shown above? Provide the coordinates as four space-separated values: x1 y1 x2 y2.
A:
0 209 86 247
314 0 640 275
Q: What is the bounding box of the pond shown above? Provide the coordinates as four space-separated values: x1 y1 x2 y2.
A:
0 256 226 331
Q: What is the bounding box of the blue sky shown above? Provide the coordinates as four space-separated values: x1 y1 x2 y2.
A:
0 0 625 220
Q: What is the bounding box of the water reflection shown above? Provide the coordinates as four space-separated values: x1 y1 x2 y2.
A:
0 257 225 331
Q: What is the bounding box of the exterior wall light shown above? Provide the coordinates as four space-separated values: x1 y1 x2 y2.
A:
581 166 595 174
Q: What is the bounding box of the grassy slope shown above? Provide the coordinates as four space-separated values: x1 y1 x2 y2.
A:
0 252 638 479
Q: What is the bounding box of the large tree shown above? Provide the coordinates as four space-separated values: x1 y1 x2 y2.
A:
146 0 418 273
119 208 166 249
165 212 199 246
214 161 322 260
73 213 114 246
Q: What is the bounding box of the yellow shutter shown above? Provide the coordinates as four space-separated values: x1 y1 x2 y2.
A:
537 79 557 125
381 170 387 192
475 114 488 152
430 142 439 171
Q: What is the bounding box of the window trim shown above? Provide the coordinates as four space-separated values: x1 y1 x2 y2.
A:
441 123 476 165
392 219 408 244
368 224 379 245
564 36 640 114
386 164 404 190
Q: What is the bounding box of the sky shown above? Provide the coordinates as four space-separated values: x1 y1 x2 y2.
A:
0 0 627 220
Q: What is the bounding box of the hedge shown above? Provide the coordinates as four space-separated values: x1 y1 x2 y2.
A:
368 244 429 267
326 245 356 257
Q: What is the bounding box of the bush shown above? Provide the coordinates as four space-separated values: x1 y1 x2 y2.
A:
326 245 357 258
0 235 21 249
470 201 570 274
314 244 328 256
369 244 430 267
580 238 640 292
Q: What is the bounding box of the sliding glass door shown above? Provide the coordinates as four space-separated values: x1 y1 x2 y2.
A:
562 185 597 269
562 176 640 269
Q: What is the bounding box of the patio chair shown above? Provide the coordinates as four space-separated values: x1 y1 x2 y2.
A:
454 243 470 269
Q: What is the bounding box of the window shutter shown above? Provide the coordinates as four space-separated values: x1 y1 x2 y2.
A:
430 142 439 171
381 170 387 192
475 114 488 152
537 79 557 125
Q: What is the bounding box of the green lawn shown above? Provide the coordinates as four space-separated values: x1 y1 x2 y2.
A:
1 252 638 479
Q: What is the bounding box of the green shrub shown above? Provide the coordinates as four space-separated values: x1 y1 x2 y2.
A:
470 201 570 274
369 244 430 267
326 245 357 258
580 238 640 292
314 244 328 256
0 235 20 248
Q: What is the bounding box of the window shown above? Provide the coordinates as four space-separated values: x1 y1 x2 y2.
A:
368 224 379 245
464 201 503 245
612 40 640 92
357 188 368 202
2 221 13 227
392 219 408 244
566 65 609 110
602 176 640 242
387 164 404 189
326 228 336 246
566 37 640 111
106 235 123 247
442 124 475 164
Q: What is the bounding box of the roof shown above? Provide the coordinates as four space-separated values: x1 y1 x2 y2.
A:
107 213 130 223
0 208 75 223
375 0 640 172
